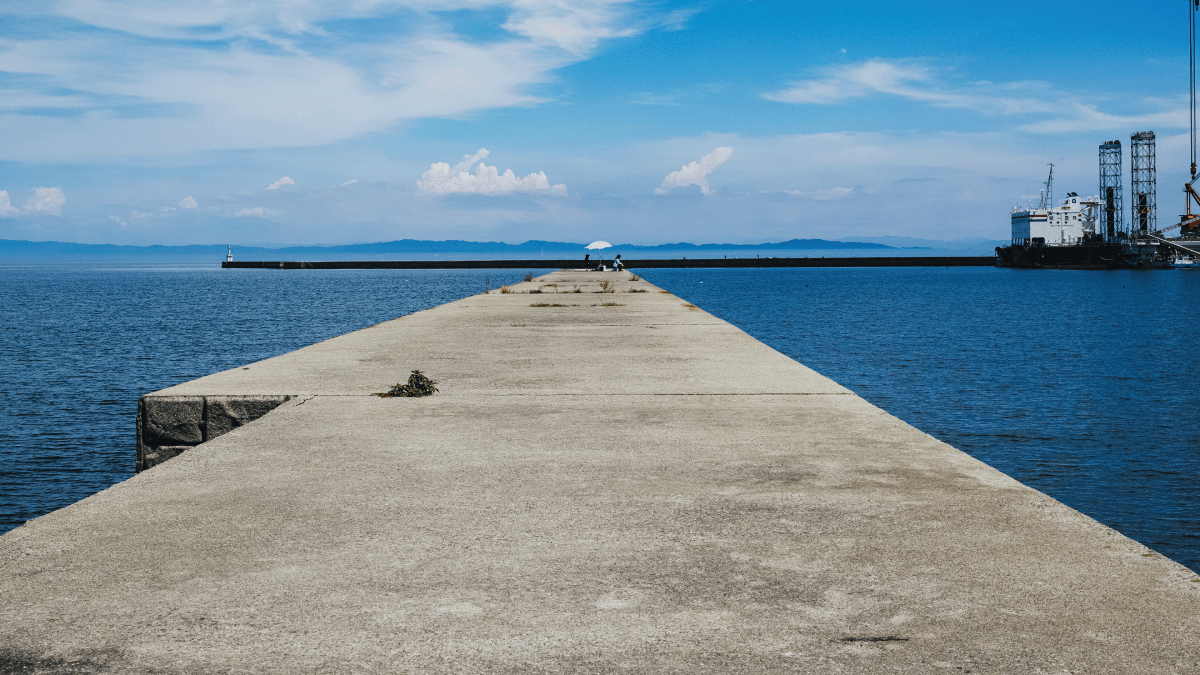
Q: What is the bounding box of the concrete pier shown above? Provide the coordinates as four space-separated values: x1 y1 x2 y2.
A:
2 271 1198 673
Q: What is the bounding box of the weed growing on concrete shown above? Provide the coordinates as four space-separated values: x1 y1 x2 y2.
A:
530 302 570 307
529 289 542 294
598 280 613 293
600 302 624 306
500 286 512 294
624 288 648 293
524 272 535 282
378 370 438 397
572 286 582 293
658 290 671 294
683 303 698 310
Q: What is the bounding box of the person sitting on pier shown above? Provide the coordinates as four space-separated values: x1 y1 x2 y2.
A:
613 254 624 271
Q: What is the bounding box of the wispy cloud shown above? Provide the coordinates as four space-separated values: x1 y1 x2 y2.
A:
266 176 295 190
24 187 65 215
416 148 567 195
764 58 1187 133
627 92 681 106
178 195 197 208
813 187 853 200
655 147 732 196
235 206 275 217
0 2 661 159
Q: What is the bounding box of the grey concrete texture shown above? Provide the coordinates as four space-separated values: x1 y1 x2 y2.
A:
152 274 849 398
2 270 1199 673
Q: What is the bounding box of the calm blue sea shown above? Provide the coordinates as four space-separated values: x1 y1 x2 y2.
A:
1 263 1197 573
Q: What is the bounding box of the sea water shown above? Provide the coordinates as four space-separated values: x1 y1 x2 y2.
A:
1 264 1197 572
0 264 541 536
640 266 1200 572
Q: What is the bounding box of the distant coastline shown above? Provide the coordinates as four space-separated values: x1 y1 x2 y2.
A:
0 237 1004 262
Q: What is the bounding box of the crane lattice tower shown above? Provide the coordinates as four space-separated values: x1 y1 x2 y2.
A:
1099 140 1124 239
1130 131 1156 233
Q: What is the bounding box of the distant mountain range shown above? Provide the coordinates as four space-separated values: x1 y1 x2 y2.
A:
0 237 904 262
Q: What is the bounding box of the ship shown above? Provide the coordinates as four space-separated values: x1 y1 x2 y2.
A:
995 165 1128 269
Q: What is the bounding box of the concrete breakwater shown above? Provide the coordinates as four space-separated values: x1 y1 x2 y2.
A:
2 270 1198 673
222 256 995 270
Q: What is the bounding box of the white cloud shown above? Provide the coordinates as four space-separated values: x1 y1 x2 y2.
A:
813 187 853 200
108 214 127 228
763 58 1188 134
266 176 295 190
178 195 198 208
0 2 656 159
0 190 17 216
416 148 567 195
132 210 153 218
655 146 732 196
765 60 931 105
341 179 359 186
235 206 275 217
24 187 65 215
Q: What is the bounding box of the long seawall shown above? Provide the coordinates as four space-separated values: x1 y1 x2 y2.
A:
1 270 1197 673
222 256 996 269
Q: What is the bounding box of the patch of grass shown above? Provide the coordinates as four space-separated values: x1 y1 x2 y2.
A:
523 272 535 282
377 370 438 397
625 288 648 293
530 302 571 307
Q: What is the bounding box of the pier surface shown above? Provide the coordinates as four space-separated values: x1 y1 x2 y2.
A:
2 271 1198 673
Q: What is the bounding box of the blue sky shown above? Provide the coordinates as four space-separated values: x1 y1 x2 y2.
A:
0 0 1192 246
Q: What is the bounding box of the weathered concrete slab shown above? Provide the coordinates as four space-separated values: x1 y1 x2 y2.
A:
2 270 1198 673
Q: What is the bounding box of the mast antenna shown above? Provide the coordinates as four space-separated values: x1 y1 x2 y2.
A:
1192 0 1197 179
1040 163 1054 209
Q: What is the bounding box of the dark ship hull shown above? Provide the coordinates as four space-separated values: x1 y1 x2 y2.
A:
995 242 1129 269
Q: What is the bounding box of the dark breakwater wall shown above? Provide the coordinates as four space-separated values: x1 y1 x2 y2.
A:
223 256 996 270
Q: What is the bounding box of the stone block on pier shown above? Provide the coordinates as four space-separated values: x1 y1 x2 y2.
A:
204 395 293 440
140 396 204 446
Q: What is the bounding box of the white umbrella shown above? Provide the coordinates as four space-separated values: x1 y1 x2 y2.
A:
585 241 613 250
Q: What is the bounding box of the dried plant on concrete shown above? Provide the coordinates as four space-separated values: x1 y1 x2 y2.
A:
378 370 438 397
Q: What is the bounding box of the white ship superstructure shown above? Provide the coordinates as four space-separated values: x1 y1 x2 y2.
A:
1010 192 1099 246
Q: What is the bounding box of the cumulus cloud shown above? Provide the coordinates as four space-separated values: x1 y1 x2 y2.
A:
178 195 198 208
416 148 567 195
655 147 732 196
24 187 65 215
266 176 295 190
235 206 274 217
0 190 18 216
